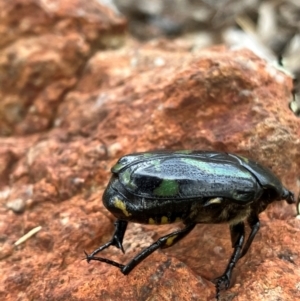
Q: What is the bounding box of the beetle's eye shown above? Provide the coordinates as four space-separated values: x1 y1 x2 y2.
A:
286 191 295 204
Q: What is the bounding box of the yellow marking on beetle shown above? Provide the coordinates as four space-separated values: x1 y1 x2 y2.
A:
239 155 249 163
174 150 192 154
207 197 223 205
161 216 169 224
113 197 131 217
166 235 178 246
148 218 156 224
175 217 182 223
111 162 123 172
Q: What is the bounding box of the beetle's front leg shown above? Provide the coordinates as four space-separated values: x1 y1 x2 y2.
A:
215 222 245 300
85 219 128 262
87 223 196 275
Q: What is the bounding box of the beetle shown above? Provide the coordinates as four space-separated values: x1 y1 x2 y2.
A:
85 150 295 299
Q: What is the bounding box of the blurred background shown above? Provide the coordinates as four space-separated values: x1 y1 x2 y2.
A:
107 0 300 115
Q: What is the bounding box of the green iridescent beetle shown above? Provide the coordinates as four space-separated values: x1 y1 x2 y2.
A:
85 150 295 299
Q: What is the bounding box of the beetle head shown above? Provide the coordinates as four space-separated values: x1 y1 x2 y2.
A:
282 189 295 204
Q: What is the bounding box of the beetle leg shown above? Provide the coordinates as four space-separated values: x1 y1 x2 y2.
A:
84 251 125 270
85 219 128 263
215 222 245 300
87 223 196 275
239 214 260 258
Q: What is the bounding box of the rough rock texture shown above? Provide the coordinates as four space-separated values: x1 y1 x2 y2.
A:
0 0 126 136
1 1 300 301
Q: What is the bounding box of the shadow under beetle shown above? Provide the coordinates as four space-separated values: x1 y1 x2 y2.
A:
85 150 295 299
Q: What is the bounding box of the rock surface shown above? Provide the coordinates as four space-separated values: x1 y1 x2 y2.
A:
0 1 300 301
0 0 126 136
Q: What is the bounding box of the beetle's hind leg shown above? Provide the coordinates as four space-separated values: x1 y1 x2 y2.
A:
85 219 128 262
87 222 196 275
214 222 245 300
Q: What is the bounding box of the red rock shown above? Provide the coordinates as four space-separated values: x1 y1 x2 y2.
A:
0 0 126 136
0 1 299 301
